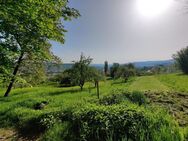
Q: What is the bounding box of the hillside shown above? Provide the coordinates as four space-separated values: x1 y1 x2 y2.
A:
0 73 187 140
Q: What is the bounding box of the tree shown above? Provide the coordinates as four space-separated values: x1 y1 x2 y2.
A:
0 0 80 96
173 46 188 74
54 69 75 87
110 63 120 78
115 65 136 82
18 56 47 86
0 37 19 87
89 67 104 99
70 54 93 91
126 63 135 70
104 61 108 76
88 67 104 87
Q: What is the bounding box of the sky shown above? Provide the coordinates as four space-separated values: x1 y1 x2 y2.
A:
52 0 188 64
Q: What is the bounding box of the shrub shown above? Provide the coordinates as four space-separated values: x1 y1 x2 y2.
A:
99 94 122 105
17 112 61 137
99 91 147 106
182 127 188 141
124 91 147 105
62 104 183 141
59 73 73 87
38 113 62 130
50 70 74 87
18 116 46 136
173 46 188 74
41 122 70 141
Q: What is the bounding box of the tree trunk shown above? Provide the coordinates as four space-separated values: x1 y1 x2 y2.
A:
80 85 83 91
4 52 24 97
94 81 97 88
96 81 99 99
80 80 84 91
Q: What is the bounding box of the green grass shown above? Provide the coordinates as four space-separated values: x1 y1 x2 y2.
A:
0 73 188 140
127 76 170 92
156 73 188 93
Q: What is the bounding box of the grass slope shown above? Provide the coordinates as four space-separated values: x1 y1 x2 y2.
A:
0 73 188 140
127 76 170 92
156 73 188 93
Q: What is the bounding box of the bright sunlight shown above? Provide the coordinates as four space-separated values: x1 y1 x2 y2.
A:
136 0 173 18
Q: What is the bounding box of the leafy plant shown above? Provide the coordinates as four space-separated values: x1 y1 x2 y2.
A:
124 91 147 105
65 104 183 141
173 46 188 74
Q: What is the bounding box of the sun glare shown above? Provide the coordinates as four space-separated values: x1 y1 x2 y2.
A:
136 0 173 18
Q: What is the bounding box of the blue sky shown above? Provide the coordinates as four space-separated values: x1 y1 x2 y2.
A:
52 0 188 64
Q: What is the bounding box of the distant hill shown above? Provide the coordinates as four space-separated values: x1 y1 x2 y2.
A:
46 63 104 75
45 60 174 74
90 60 174 69
132 60 174 68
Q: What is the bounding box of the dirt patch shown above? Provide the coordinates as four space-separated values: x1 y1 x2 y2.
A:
144 91 188 127
0 128 40 141
0 128 16 141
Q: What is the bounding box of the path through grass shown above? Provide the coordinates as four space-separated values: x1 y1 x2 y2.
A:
127 76 170 91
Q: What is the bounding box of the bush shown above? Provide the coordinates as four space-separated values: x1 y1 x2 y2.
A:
17 112 62 138
173 46 188 74
59 73 73 87
182 127 188 141
62 104 183 141
41 122 69 141
99 91 147 106
124 91 147 106
51 70 75 87
99 94 122 105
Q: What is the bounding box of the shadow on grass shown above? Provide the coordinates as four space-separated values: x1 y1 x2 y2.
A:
46 87 95 96
176 73 187 76
15 118 45 141
111 81 125 85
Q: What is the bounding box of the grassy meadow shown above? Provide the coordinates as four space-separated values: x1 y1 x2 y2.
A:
0 73 188 140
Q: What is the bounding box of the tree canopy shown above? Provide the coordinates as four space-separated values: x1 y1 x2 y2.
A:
0 0 80 96
70 54 93 90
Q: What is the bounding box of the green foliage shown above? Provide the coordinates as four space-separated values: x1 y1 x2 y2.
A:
18 58 47 86
41 122 69 141
104 61 109 76
173 46 188 74
110 63 120 78
110 63 136 81
0 38 18 74
88 67 104 83
0 74 188 140
99 91 147 106
39 113 61 130
115 66 136 81
182 127 188 141
54 69 75 87
0 38 19 85
0 0 80 96
70 54 93 90
124 91 147 106
55 67 104 88
99 94 122 105
65 104 183 141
